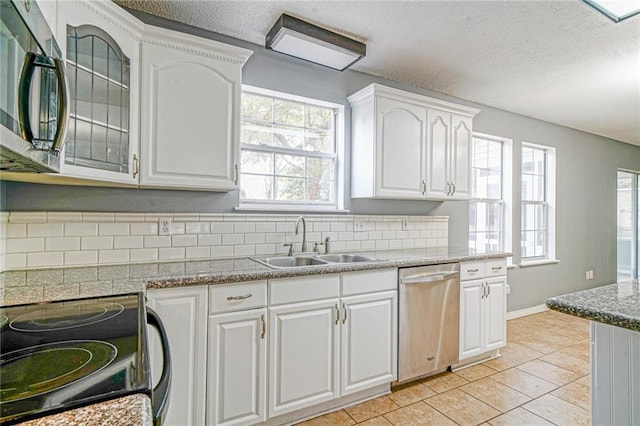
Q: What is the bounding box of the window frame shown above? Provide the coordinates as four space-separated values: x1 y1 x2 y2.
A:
469 132 513 257
519 141 557 266
237 85 345 212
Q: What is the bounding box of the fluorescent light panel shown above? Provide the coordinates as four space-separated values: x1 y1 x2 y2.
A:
582 0 640 22
266 14 366 71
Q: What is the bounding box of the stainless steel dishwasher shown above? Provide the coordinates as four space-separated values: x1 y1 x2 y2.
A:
398 263 460 383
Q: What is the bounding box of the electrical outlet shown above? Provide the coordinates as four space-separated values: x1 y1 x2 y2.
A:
586 270 594 280
159 220 172 236
402 219 409 230
506 284 511 295
354 220 365 231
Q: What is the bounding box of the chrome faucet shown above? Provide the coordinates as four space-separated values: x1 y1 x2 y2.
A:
295 216 307 252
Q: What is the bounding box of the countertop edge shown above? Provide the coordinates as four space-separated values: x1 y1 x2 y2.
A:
145 252 510 289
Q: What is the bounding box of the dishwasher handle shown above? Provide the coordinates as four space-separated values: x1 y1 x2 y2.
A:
400 271 459 285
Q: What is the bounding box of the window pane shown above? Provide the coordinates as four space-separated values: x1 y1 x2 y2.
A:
276 177 305 201
307 157 333 181
306 106 333 130
240 91 337 205
241 174 273 200
241 150 273 174
469 202 477 233
533 175 545 201
276 154 304 177
487 169 501 199
533 149 545 175
522 174 534 200
522 147 533 173
273 125 304 149
241 121 273 146
274 99 304 127
242 94 273 121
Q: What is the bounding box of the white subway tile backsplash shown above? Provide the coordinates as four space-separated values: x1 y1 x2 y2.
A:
5 253 27 268
114 236 144 249
27 252 64 267
186 246 210 259
46 237 80 252
99 250 129 264
130 223 158 236
7 224 27 238
144 236 172 248
211 222 234 234
158 248 185 260
129 248 158 262
98 223 129 236
65 223 99 237
7 238 45 253
171 235 197 247
81 236 113 250
28 223 64 237
2 211 448 270
198 234 221 246
222 234 244 246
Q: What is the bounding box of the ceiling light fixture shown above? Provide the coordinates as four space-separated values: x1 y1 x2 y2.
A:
581 0 640 22
265 14 366 71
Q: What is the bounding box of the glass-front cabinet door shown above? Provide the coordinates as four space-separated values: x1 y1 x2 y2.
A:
56 0 142 184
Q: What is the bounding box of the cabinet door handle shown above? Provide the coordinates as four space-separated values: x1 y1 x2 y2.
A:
487 283 491 297
260 314 266 339
342 303 347 324
421 180 426 195
481 282 487 299
467 268 480 273
491 266 503 271
335 304 340 325
451 183 455 196
133 154 140 178
234 164 239 185
226 293 252 301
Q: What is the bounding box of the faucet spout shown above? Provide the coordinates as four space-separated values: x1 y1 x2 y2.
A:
295 216 307 253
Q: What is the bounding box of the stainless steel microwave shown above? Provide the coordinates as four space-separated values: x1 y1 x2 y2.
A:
0 0 68 173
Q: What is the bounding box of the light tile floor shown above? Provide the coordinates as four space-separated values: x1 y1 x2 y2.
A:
299 310 591 426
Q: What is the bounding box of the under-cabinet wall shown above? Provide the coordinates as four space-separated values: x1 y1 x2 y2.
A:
0 212 448 270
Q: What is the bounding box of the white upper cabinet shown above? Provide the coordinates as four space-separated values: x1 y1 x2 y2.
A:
349 84 480 200
56 0 143 185
139 25 252 190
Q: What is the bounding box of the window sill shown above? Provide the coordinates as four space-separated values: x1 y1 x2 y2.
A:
236 204 349 214
518 259 560 268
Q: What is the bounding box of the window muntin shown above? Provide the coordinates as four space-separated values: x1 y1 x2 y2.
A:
469 135 506 253
521 144 549 259
240 91 337 206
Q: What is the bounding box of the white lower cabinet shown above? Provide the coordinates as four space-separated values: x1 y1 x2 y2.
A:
341 291 397 396
150 269 398 425
208 309 267 426
459 260 507 360
147 286 208 426
268 299 341 418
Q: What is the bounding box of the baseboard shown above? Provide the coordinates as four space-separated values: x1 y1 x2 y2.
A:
507 304 548 320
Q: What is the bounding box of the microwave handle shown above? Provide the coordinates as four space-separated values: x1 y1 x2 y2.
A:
51 57 69 154
17 53 69 154
17 52 37 144
147 307 172 426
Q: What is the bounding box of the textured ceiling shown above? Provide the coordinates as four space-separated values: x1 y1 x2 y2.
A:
121 0 640 146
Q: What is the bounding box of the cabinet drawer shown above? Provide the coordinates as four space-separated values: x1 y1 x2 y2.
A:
269 275 340 305
486 259 507 277
460 261 485 281
209 281 267 314
342 269 398 296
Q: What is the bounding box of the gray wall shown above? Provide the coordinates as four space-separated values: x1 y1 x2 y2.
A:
3 11 640 311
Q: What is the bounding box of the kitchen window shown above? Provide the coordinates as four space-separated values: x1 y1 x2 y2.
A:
238 86 344 211
617 169 639 281
469 133 512 254
520 142 556 263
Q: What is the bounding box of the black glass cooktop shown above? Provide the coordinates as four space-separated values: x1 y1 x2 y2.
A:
0 294 151 424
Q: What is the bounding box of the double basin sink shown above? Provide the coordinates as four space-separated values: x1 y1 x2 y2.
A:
253 253 380 269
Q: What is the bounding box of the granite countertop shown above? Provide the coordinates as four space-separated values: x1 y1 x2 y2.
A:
546 280 640 332
16 394 152 426
1 247 510 306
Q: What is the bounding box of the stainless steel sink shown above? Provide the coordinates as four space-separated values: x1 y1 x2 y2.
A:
315 254 379 263
253 256 329 268
252 253 380 269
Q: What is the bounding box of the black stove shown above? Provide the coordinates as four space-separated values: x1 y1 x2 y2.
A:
0 293 154 424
